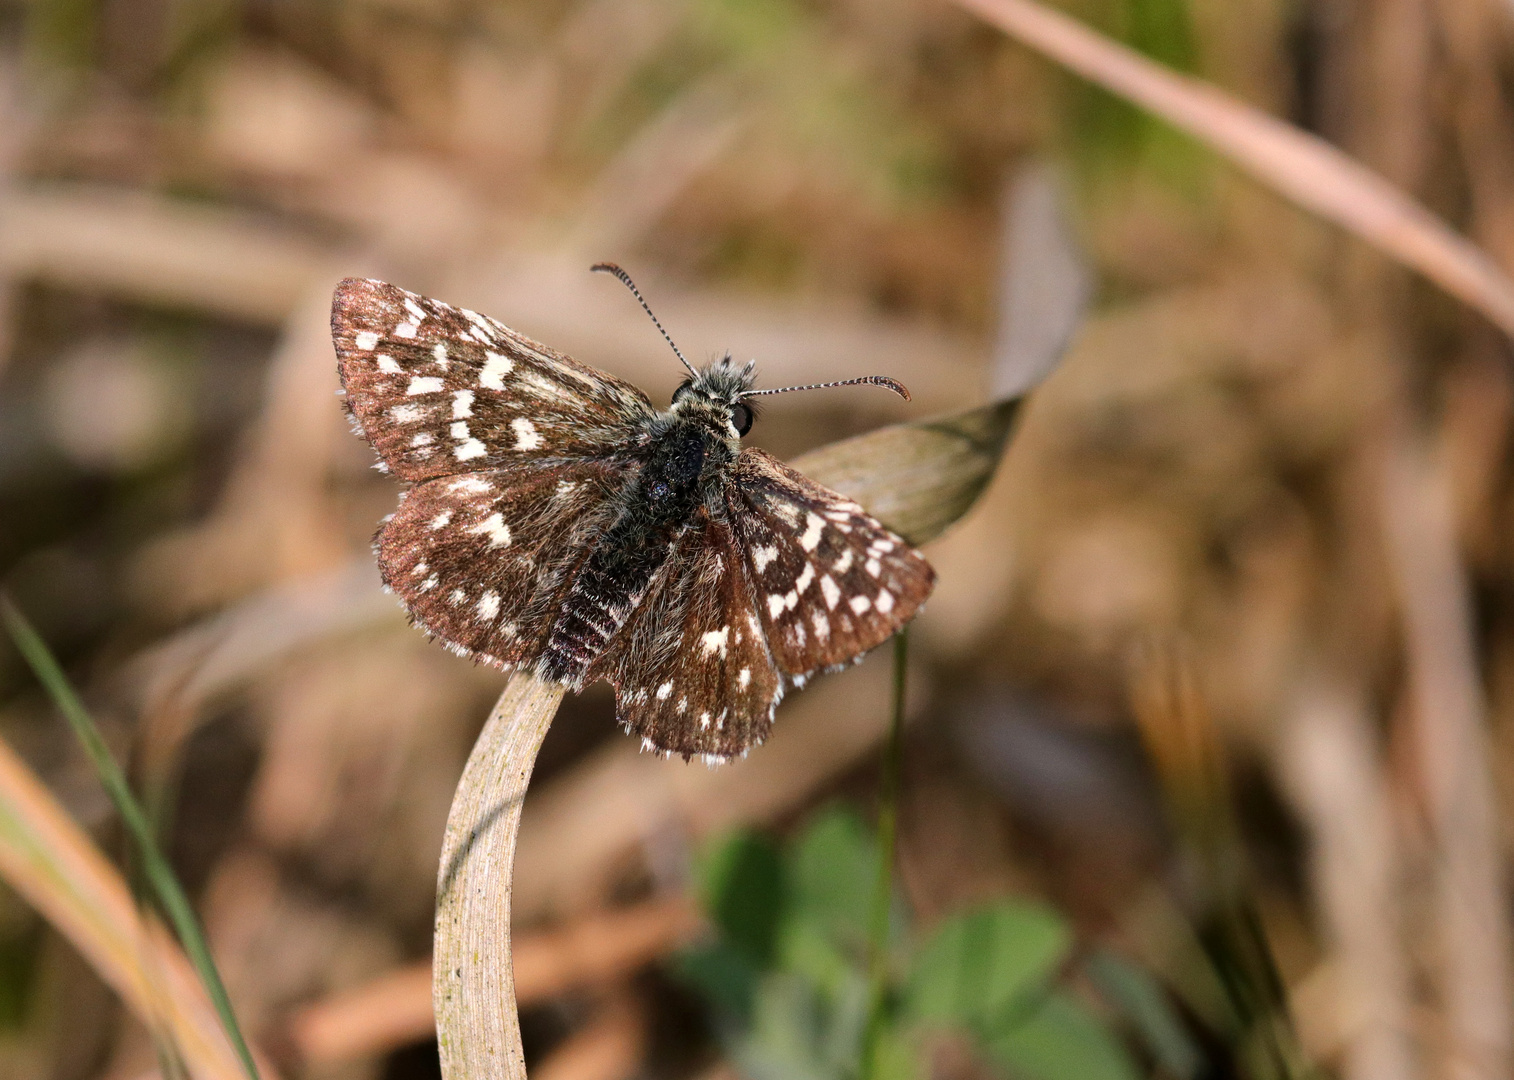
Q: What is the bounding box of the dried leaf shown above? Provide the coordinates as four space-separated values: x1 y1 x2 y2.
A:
794 399 1024 547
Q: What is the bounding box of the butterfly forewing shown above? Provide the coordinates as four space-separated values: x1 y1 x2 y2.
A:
590 512 783 760
730 449 934 677
334 278 656 481
376 460 632 665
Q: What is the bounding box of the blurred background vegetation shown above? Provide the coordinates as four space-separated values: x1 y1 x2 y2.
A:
1 0 1513 1078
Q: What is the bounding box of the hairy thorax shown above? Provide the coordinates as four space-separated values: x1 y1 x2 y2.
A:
539 405 737 684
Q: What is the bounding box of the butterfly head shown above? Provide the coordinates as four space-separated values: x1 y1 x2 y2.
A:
671 354 758 438
593 262 911 442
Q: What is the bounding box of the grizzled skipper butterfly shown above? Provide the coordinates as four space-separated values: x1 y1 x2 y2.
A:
333 266 934 762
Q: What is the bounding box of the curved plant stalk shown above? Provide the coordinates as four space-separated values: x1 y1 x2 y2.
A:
434 671 566 1080
956 0 1514 339
432 394 1031 1079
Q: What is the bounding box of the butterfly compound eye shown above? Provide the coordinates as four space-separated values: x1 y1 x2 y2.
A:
670 379 693 405
730 402 754 436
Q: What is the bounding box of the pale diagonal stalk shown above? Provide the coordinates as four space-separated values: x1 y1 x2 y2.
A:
955 0 1514 339
861 628 909 1080
0 595 261 1080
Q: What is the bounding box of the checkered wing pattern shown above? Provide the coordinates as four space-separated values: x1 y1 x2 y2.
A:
589 511 783 760
729 449 935 678
334 278 656 481
375 460 631 667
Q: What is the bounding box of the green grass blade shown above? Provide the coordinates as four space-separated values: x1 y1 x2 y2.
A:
0 595 261 1080
861 628 909 1080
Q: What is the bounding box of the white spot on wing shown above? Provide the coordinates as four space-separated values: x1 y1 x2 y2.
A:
452 390 474 418
432 343 449 368
476 591 500 620
394 322 418 338
449 477 493 494
480 351 514 388
876 589 895 613
767 594 786 618
429 511 453 530
406 375 443 395
820 576 841 610
739 668 751 689
511 417 543 450
833 549 853 573
468 513 512 547
657 682 672 701
754 545 779 572
700 626 730 658
812 610 830 640
795 564 815 593
849 594 872 614
866 558 882 577
454 438 486 460
800 512 825 552
377 354 401 373
354 331 379 351
390 404 422 423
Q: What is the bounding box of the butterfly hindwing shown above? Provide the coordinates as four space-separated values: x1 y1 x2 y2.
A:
334 278 656 482
591 510 783 760
376 459 633 666
729 449 934 677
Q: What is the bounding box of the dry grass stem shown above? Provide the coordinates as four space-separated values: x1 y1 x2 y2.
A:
1377 426 1511 1080
530 991 644 1080
291 896 700 1065
1279 685 1414 1080
433 671 566 1080
956 0 1514 337
0 185 343 324
0 731 269 1080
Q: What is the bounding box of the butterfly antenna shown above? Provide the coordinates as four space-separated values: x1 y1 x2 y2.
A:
592 263 697 378
742 375 911 402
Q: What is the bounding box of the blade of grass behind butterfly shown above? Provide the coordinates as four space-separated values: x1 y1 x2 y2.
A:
860 629 909 1080
0 595 261 1080
1131 643 1317 1080
0 709 254 1076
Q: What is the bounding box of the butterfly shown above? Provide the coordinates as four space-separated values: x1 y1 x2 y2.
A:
332 264 935 762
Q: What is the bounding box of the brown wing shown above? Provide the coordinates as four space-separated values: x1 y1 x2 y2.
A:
333 278 656 482
375 460 631 667
589 510 783 761
727 448 935 678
